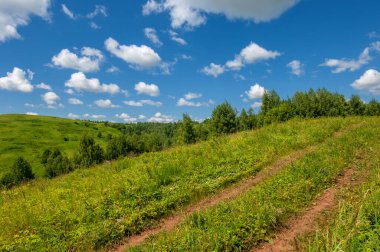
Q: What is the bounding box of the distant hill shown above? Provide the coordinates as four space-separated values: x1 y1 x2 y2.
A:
0 114 120 177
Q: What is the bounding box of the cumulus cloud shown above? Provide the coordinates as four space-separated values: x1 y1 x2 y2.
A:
105 37 162 69
245 83 265 100
83 113 106 120
251 102 263 109
116 113 138 123
0 67 34 92
36 83 52 90
42 91 60 108
0 0 51 42
67 113 79 119
94 99 119 108
65 72 120 94
51 47 104 72
144 27 163 47
169 30 187 45
68 98 83 105
26 112 38 116
134 81 160 96
287 60 304 76
184 92 202 100
148 112 175 123
62 4 75 19
351 69 380 95
142 0 298 29
201 63 225 77
123 99 162 107
321 42 380 73
177 98 214 107
106 66 120 73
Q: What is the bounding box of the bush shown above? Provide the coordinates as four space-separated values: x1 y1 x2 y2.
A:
1 157 34 189
42 149 73 178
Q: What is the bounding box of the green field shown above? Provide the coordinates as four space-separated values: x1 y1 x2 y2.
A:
0 117 372 251
0 114 120 177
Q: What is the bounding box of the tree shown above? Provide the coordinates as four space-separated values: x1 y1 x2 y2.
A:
262 90 281 115
211 101 237 135
75 135 104 167
238 109 250 131
177 114 196 144
349 95 365 115
365 99 380 116
12 157 34 182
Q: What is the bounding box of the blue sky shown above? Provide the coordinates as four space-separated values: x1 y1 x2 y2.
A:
0 0 380 123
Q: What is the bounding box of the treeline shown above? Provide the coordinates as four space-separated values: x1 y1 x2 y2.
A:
1 88 380 189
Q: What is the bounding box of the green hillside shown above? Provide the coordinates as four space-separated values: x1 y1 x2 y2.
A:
0 117 371 251
0 114 120 177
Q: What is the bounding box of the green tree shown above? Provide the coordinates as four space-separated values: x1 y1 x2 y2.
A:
211 101 237 135
238 108 250 131
12 157 34 182
76 135 104 167
349 95 365 115
178 114 196 144
262 90 281 115
365 99 380 116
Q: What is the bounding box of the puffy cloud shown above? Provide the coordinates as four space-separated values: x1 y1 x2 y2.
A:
68 98 83 105
106 66 120 73
321 42 380 74
42 91 60 107
144 27 163 47
142 0 298 29
62 4 75 19
105 37 162 69
169 30 187 45
0 67 34 92
351 69 380 95
65 72 120 94
138 115 146 119
148 112 175 123
226 42 280 71
116 113 137 123
51 47 104 72
134 81 160 96
287 60 304 76
245 83 265 99
184 92 202 100
67 113 79 119
26 112 38 116
0 0 51 42
123 99 162 107
177 98 214 107
94 99 119 108
36 83 52 90
201 63 225 77
83 113 106 120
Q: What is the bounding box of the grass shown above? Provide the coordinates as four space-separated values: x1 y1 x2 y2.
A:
0 114 120 177
130 117 380 251
0 117 359 251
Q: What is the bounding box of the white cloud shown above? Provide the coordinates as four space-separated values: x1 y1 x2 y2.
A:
142 0 298 29
351 69 380 95
144 27 163 47
245 83 265 100
0 0 51 42
106 66 120 73
251 101 262 109
184 92 202 100
26 112 38 116
138 114 146 119
226 42 281 71
177 98 214 107
68 98 83 105
368 31 380 39
51 47 104 72
42 91 60 108
124 99 162 107
67 113 79 119
65 72 120 94
62 4 75 19
116 113 137 123
148 112 175 123
36 83 52 90
287 60 304 76
90 21 101 29
169 30 187 45
0 67 34 92
94 99 119 108
105 37 162 69
134 81 160 96
201 63 225 77
87 5 107 18
65 88 75 95
83 113 106 120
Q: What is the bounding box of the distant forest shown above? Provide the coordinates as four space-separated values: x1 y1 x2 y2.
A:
2 88 380 188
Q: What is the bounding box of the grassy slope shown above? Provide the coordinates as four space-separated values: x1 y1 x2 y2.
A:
132 118 380 251
0 114 120 177
0 117 361 251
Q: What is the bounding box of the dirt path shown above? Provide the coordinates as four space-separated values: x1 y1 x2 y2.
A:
254 168 357 252
111 124 362 252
